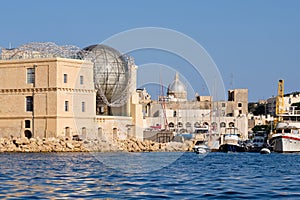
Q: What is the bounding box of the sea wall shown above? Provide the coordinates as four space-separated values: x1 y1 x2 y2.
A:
0 136 195 153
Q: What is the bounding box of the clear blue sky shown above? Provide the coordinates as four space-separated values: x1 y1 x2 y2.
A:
1 0 300 102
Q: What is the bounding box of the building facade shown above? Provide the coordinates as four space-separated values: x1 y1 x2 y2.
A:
0 43 145 141
0 57 96 139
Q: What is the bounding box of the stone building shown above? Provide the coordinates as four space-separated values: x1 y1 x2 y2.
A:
0 43 143 140
227 89 248 117
0 57 96 139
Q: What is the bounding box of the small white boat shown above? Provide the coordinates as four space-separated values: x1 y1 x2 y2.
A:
193 140 210 154
195 146 210 154
260 148 271 154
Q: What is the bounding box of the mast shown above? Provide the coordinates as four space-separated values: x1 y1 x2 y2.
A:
159 69 168 130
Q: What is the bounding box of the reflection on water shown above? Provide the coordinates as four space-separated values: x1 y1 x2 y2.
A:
92 152 185 173
0 152 300 199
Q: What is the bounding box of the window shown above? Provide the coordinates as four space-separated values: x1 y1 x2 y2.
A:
82 127 86 136
186 122 191 128
82 102 85 112
24 130 32 139
169 122 175 128
80 75 84 85
238 103 242 107
26 96 33 112
64 74 68 83
220 122 226 128
65 127 70 138
27 68 35 84
212 122 217 128
25 120 31 128
173 111 177 117
65 101 69 112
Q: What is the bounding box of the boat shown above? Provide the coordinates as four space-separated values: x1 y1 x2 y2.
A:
192 124 211 154
218 127 246 152
260 148 271 154
270 107 300 153
193 140 210 154
248 131 270 152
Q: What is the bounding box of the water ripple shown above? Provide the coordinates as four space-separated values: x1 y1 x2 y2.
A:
1 152 300 199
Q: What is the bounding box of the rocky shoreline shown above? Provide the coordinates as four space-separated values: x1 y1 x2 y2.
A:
0 137 195 153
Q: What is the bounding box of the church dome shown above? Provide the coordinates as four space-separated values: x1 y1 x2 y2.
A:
167 73 187 100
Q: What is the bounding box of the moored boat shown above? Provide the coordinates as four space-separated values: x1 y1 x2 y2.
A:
260 148 271 154
193 140 210 154
270 107 300 153
219 127 246 152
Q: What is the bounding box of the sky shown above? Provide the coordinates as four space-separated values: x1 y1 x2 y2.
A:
0 0 300 102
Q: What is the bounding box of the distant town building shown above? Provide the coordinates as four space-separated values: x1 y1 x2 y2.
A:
139 73 249 140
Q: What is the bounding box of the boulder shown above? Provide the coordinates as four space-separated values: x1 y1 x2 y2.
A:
66 142 74 149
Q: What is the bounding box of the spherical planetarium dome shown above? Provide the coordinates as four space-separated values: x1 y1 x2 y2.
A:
82 44 131 107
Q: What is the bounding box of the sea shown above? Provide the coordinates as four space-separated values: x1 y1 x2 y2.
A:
0 152 300 199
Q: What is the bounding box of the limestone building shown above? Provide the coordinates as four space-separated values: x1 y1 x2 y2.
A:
0 57 96 139
0 43 142 140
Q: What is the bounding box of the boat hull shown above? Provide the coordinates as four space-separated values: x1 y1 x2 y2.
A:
271 134 300 153
218 144 246 153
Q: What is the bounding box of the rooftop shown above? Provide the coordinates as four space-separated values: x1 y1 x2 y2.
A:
0 42 83 61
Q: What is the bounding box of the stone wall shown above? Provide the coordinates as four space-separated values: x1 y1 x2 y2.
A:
0 136 195 153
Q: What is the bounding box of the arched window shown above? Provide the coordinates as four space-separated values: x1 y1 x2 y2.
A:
82 127 86 136
169 122 175 128
229 122 235 127
211 122 217 130
186 122 191 128
178 122 183 127
220 122 226 128
113 127 118 134
24 130 32 139
65 127 70 138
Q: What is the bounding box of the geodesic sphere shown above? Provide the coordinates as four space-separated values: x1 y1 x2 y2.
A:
83 44 129 103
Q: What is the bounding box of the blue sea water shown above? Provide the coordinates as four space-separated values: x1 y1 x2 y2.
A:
0 152 300 199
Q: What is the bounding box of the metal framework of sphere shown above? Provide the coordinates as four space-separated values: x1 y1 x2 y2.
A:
0 42 81 60
82 44 133 108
